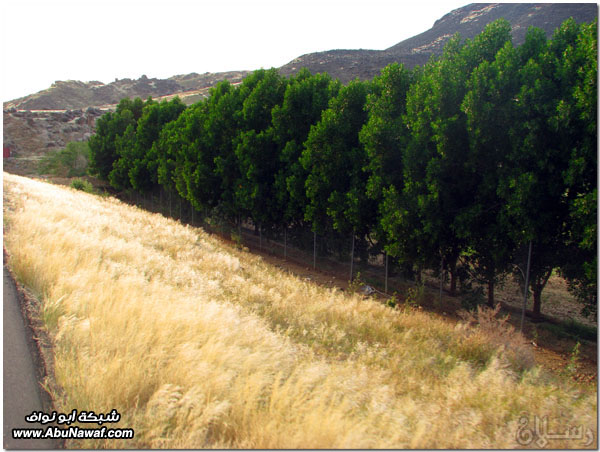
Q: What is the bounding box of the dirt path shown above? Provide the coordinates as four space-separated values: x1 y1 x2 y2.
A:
3 265 59 449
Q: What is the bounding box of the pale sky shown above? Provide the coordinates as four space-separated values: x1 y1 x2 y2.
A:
0 0 580 102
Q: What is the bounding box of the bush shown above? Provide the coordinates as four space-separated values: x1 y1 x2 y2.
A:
38 141 90 177
402 283 427 308
347 272 365 295
386 293 398 309
70 178 94 193
458 304 534 372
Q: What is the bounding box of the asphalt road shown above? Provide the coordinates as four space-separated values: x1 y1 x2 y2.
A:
4 266 58 449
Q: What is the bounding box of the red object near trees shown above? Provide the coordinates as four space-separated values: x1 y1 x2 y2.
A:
3 145 11 158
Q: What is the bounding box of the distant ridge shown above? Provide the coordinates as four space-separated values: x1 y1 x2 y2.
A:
279 3 598 83
3 3 597 110
3 71 250 111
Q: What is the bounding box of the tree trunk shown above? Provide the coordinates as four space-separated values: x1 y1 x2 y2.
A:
439 256 444 304
487 280 494 307
313 231 317 270
350 231 355 282
532 288 542 319
384 252 389 294
415 266 422 285
449 260 457 296
531 269 552 320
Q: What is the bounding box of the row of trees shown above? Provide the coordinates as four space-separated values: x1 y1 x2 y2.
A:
89 18 597 317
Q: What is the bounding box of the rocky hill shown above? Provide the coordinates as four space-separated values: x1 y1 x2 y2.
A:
3 3 596 176
4 71 250 111
279 3 598 83
4 4 596 110
3 108 106 175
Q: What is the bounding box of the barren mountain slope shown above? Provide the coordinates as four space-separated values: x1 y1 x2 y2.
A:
279 3 598 82
4 71 250 111
3 3 596 174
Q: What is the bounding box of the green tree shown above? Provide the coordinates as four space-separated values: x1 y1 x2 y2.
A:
108 119 137 190
359 63 415 259
234 69 287 229
460 39 524 306
392 20 512 292
130 97 186 193
208 81 245 220
88 97 144 180
175 81 242 214
558 20 597 316
301 79 374 240
496 19 594 318
271 69 341 227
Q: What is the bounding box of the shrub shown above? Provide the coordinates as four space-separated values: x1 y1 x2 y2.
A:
564 341 581 376
386 293 398 309
458 304 534 372
404 283 426 306
230 231 243 249
70 178 94 193
38 141 90 177
347 272 365 295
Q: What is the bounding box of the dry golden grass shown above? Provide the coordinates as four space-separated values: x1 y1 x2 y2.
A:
3 172 597 449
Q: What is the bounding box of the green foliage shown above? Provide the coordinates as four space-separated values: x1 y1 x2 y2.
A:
404 284 426 307
88 109 132 179
38 141 90 177
556 20 598 316
302 79 374 235
385 293 399 309
70 178 94 193
360 63 414 200
360 63 415 252
132 97 186 193
347 271 365 295
234 69 287 227
564 341 581 375
84 18 596 319
271 70 340 225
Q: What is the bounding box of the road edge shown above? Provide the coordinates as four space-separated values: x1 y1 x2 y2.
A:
3 247 65 449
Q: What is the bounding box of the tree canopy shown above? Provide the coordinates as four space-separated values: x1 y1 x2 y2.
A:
88 18 597 318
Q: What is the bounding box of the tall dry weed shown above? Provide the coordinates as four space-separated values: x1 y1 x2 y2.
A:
3 173 596 449
458 304 535 372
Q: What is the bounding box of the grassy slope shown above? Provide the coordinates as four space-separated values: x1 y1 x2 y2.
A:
3 173 597 449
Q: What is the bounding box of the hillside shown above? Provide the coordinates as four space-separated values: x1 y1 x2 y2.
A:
3 71 250 111
3 172 597 448
2 3 596 174
4 4 596 110
2 108 106 175
279 3 598 82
